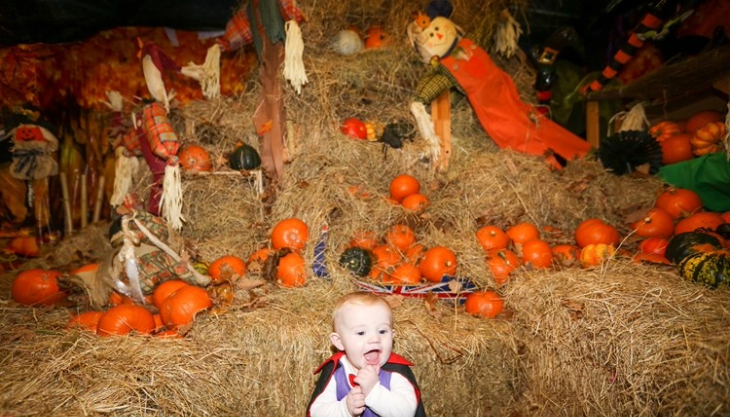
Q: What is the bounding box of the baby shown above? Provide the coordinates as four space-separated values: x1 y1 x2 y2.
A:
307 292 426 417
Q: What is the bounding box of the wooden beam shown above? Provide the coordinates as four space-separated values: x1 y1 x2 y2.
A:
586 101 601 148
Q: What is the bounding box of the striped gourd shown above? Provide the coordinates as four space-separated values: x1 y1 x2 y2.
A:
678 249 730 288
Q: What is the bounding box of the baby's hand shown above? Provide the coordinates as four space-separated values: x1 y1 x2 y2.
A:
354 365 380 397
346 385 365 416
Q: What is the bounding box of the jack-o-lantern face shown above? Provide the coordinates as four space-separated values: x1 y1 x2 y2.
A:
365 26 390 49
14 125 44 142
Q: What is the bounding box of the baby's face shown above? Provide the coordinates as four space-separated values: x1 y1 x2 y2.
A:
332 303 393 370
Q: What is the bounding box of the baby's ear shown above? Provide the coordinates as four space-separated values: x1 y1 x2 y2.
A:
330 332 345 351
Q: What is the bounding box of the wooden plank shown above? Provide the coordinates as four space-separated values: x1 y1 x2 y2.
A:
431 91 452 171
586 101 601 148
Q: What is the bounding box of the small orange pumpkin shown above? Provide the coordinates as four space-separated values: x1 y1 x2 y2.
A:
178 144 212 172
158 285 212 329
660 133 694 165
551 244 581 267
152 280 190 309
486 248 521 285
371 244 402 269
691 121 726 156
638 237 670 256
384 224 417 251
348 230 380 250
208 255 247 282
67 311 104 332
7 236 40 257
649 120 682 142
97 304 156 337
271 218 309 252
464 291 504 319
579 243 616 267
506 222 540 246
11 269 65 306
364 26 390 49
630 207 675 239
475 225 510 252
685 109 723 134
419 246 457 282
404 243 426 264
521 239 553 269
574 219 620 248
401 193 430 211
389 174 420 203
674 211 725 235
389 262 422 284
655 187 703 219
276 252 307 287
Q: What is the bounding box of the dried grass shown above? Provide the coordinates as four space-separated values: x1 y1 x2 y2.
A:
2 0 729 416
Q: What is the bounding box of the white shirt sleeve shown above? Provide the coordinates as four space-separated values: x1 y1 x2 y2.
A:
365 372 418 417
308 374 352 417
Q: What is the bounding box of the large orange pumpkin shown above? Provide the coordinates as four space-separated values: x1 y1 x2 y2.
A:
158 285 212 329
97 304 156 337
655 187 703 219
276 252 307 287
464 291 504 319
575 219 620 248
11 269 65 306
630 208 675 239
419 246 457 282
271 218 309 252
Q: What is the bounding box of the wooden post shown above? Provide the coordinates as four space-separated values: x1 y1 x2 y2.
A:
93 176 106 223
586 101 601 148
80 174 88 228
59 172 73 235
431 91 452 171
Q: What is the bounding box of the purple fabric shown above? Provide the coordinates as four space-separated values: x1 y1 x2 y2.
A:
334 364 392 417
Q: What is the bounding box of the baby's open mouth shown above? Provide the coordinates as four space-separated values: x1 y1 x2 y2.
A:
364 349 380 365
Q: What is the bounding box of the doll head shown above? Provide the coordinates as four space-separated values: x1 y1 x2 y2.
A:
407 15 464 64
330 292 394 370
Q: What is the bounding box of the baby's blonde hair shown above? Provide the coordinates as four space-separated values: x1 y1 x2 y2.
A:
332 292 392 331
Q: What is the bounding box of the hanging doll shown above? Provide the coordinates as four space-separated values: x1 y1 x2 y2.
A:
407 5 592 169
182 0 307 181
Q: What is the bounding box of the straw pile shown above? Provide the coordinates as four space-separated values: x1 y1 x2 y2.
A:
2 0 730 416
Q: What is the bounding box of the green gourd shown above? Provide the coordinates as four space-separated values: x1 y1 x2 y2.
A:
229 142 261 170
339 247 373 277
678 249 730 288
665 231 722 264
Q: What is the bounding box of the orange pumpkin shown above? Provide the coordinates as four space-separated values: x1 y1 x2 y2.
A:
464 291 504 319
208 255 247 282
364 26 390 49
649 120 682 142
371 244 402 269
579 243 616 267
384 224 417 251
67 311 104 332
631 252 671 265
685 109 723 134
348 230 379 250
389 174 420 203
521 239 553 269
158 285 212 329
11 269 65 306
401 193 430 211
7 236 40 257
276 252 307 287
486 248 521 285
660 133 694 165
14 125 45 142
248 247 274 265
389 262 422 284
475 225 510 252
107 291 135 307
630 207 675 239
97 304 156 337
638 237 670 256
178 144 212 172
574 219 620 248
271 218 309 252
691 121 726 156
674 211 725 235
506 222 540 246
404 243 426 264
152 280 190 309
419 246 457 282
655 187 703 219
551 244 581 267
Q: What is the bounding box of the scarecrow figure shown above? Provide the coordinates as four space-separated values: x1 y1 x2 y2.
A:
407 6 592 170
0 107 58 230
184 0 307 181
135 40 184 231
